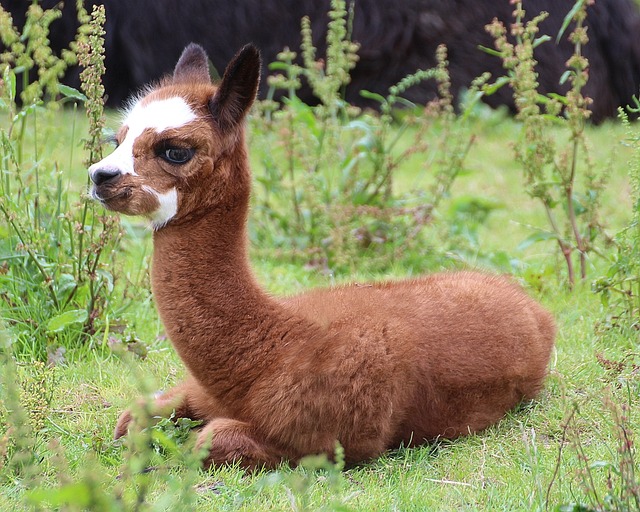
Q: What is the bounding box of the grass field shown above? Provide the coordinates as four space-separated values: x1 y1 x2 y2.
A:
1 103 639 511
1 1 639 507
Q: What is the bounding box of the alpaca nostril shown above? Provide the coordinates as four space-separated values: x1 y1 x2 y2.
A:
91 168 122 186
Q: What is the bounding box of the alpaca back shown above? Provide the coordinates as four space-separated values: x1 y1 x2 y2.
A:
277 271 554 449
284 272 554 371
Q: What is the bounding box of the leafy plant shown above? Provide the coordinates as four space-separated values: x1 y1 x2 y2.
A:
484 0 607 289
250 0 482 275
593 106 640 330
551 385 640 512
0 1 77 107
0 3 125 359
14 352 208 511
254 445 353 512
0 330 38 489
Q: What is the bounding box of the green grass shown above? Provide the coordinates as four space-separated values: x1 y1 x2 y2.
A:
1 105 639 510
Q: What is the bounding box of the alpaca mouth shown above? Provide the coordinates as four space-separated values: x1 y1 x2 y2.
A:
91 186 132 205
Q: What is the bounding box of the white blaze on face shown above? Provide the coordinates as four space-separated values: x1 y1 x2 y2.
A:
144 186 178 230
90 96 197 178
88 96 197 228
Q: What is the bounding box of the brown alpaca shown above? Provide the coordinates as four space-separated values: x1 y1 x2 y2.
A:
88 43 556 470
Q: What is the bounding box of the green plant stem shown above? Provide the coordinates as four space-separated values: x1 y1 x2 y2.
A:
364 154 395 204
543 200 575 289
85 241 105 333
16 109 27 165
313 120 327 176
53 164 63 266
546 405 576 509
286 112 302 229
0 201 60 310
76 185 91 283
33 108 41 232
567 138 587 282
431 134 476 212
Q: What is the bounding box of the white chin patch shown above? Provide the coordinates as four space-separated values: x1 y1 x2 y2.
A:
144 186 178 229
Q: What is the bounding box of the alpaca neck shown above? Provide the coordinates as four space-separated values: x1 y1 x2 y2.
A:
150 186 283 404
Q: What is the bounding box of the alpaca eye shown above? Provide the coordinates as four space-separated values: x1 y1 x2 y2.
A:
161 147 195 164
102 133 119 148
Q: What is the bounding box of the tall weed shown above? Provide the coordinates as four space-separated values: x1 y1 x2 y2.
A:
250 0 481 275
0 328 42 493
0 3 124 360
593 107 640 331
0 335 208 510
551 385 640 512
484 0 607 289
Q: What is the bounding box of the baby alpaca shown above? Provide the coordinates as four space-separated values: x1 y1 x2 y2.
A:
88 43 556 470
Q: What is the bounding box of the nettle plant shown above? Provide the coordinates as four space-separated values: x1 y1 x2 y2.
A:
593 106 640 331
550 387 640 512
249 0 481 275
484 0 607 290
0 3 123 359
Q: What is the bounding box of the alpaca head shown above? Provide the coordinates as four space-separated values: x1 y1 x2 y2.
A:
88 44 261 229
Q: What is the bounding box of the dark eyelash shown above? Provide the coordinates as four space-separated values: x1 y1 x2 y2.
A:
156 140 193 156
158 144 195 165
101 133 119 147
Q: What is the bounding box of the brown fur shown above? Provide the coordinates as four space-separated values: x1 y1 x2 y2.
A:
93 44 556 470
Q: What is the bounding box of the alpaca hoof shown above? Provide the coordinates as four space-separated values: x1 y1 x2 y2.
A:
114 409 133 440
196 418 282 472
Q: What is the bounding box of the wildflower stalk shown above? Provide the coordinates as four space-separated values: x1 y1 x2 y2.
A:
485 0 603 290
76 4 118 332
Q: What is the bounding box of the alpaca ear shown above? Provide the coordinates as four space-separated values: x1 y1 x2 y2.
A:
209 44 261 132
173 43 211 83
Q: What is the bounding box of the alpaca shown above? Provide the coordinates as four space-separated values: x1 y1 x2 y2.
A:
5 0 640 122
88 43 556 470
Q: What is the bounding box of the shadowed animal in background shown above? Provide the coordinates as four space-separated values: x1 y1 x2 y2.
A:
2 0 640 122
87 43 556 470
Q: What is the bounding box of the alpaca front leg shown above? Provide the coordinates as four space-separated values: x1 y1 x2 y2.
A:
196 418 284 471
114 376 221 439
